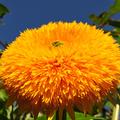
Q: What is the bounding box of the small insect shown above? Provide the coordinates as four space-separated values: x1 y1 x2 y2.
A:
52 41 64 47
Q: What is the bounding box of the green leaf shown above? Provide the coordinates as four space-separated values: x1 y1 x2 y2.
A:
115 36 120 44
99 0 120 23
0 89 8 102
89 13 109 26
114 27 120 32
109 0 120 15
67 112 106 120
37 114 46 120
104 101 113 109
90 0 120 26
111 28 120 44
0 3 9 18
112 35 119 43
89 14 102 25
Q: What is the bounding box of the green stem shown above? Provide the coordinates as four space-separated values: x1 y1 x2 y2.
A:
62 109 66 120
56 109 66 120
56 110 59 120
112 104 119 120
10 105 14 120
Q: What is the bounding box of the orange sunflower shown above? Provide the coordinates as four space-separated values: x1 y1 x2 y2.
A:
0 21 120 120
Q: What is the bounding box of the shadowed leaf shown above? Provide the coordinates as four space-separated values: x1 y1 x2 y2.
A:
0 3 9 18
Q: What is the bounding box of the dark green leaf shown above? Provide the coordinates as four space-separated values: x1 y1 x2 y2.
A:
109 20 120 28
89 14 102 25
0 114 8 120
89 13 109 26
113 35 120 44
0 3 9 18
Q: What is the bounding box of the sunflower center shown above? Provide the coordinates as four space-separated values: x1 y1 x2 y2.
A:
52 41 63 47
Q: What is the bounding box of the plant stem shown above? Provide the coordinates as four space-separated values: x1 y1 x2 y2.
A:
56 109 66 120
10 105 14 120
62 109 66 120
112 104 119 120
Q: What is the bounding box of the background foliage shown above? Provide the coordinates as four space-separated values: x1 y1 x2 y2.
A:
0 0 120 120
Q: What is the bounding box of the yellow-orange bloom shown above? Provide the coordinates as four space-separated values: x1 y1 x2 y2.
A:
1 21 120 119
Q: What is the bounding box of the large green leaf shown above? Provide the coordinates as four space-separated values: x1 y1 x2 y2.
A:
0 3 9 18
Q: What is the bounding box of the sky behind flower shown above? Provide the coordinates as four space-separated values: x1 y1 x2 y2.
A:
0 0 117 48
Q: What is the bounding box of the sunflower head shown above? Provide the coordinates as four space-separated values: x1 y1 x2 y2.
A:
0 21 120 119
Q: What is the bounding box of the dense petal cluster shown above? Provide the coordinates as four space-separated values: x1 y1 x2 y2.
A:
0 22 120 119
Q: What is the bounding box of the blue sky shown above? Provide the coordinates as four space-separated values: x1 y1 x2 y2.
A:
0 0 116 48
